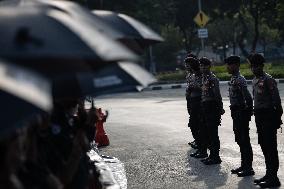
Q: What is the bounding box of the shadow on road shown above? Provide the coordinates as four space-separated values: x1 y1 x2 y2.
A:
237 176 258 189
186 150 228 189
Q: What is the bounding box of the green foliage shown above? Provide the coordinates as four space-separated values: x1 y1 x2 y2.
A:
211 65 227 73
214 62 284 80
156 71 186 82
276 1 284 39
79 0 284 71
157 60 284 82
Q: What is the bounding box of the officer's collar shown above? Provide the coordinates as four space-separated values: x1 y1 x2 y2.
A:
255 71 265 79
203 71 212 76
232 71 240 77
195 71 202 76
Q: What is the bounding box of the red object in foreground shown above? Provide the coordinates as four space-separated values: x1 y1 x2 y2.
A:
95 108 110 147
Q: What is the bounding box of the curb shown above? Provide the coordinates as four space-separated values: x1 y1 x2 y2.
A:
146 79 284 91
88 147 123 189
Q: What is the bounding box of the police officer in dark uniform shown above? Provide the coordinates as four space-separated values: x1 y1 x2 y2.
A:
184 53 198 149
249 53 282 188
185 56 208 158
49 99 90 189
199 57 224 165
225 55 254 177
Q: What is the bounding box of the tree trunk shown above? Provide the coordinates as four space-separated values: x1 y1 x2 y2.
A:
262 39 267 56
251 6 259 52
223 43 227 60
237 12 249 57
180 28 190 51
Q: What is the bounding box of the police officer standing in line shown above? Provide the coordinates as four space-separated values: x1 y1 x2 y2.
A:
185 53 198 149
249 53 282 188
225 55 254 177
185 56 208 158
199 57 224 165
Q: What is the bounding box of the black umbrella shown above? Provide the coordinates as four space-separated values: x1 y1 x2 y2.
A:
0 60 52 136
52 61 156 99
1 0 163 54
92 10 164 53
32 0 125 40
24 0 163 54
0 5 138 77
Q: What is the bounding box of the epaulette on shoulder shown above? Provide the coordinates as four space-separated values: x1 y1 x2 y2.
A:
265 73 273 79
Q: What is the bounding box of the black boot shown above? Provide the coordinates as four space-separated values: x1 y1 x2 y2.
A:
254 175 268 185
203 156 222 165
188 140 198 149
231 167 243 174
190 150 199 157
237 168 255 177
258 177 281 188
194 151 208 158
191 141 199 149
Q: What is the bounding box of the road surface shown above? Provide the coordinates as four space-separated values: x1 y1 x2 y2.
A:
94 84 284 189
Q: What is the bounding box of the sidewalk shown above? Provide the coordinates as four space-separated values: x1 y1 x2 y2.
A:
145 79 284 91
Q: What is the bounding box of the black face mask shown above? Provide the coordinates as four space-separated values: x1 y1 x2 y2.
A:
191 64 200 72
200 65 210 74
251 65 263 76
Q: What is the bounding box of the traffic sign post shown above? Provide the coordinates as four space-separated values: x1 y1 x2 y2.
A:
198 28 208 38
194 0 210 56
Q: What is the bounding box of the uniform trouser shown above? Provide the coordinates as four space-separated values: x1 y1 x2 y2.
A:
202 101 221 157
232 111 253 169
197 118 208 153
186 97 199 143
255 112 279 177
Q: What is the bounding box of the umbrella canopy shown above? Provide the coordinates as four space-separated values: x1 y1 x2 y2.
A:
92 10 164 52
52 61 156 99
0 5 138 76
1 0 163 54
33 0 125 40
0 59 52 135
22 0 163 54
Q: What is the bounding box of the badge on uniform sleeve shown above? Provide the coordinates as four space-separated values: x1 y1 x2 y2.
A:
267 79 276 91
258 81 264 87
51 124 61 135
257 81 264 94
68 118 74 126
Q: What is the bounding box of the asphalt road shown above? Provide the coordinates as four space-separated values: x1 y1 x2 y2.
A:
94 84 284 189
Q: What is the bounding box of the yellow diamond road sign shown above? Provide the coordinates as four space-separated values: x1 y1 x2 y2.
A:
194 11 210 27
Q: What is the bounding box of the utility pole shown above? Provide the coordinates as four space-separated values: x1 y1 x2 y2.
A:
198 0 205 56
149 46 156 74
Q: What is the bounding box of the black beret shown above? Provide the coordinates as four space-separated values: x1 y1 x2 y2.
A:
186 53 197 59
199 57 211 65
184 57 199 68
247 53 265 65
225 55 240 65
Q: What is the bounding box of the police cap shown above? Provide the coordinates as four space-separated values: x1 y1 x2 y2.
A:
199 57 211 66
224 55 240 65
184 57 199 69
247 53 265 66
184 53 197 66
186 53 197 59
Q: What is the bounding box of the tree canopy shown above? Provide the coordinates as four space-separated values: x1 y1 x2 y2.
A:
59 0 284 70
